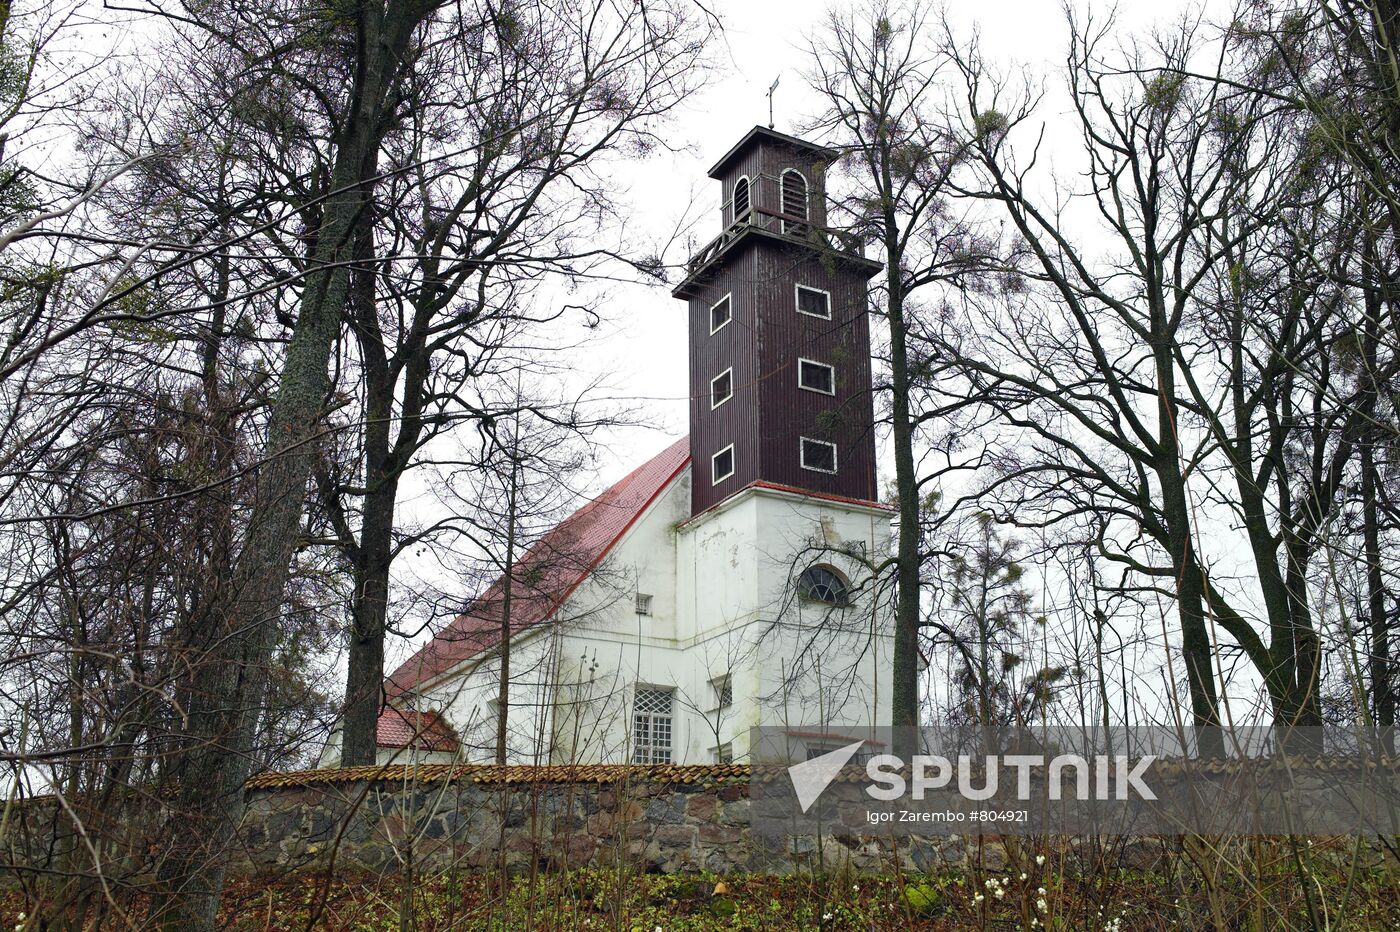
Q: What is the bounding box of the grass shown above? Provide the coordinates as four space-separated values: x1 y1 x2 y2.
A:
8 838 1400 929
192 847 1400 931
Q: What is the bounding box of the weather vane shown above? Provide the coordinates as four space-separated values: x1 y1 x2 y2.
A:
767 75 781 130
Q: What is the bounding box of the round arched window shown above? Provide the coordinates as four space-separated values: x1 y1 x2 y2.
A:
798 565 849 606
781 169 810 236
733 175 751 221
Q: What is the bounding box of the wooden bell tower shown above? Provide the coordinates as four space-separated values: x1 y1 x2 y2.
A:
673 126 883 518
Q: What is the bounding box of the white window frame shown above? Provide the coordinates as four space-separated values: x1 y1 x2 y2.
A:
798 564 850 606
713 743 734 765
710 367 733 409
632 686 674 764
797 357 836 396
709 293 733 335
711 443 735 484
795 284 832 320
733 175 751 222
780 168 810 234
635 592 653 616
712 674 733 710
799 436 838 474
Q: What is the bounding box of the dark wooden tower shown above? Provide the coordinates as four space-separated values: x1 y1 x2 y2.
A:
673 126 883 518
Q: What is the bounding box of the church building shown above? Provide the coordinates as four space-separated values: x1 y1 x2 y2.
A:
334 127 896 767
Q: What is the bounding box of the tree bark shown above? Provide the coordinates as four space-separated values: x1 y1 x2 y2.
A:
884 193 923 752
495 446 519 765
1364 441 1392 728
1362 226 1394 732
151 6 427 926
340 195 394 768
1153 325 1224 756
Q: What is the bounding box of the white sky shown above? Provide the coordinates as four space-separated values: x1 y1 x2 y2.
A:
375 0 1244 707
576 0 1225 487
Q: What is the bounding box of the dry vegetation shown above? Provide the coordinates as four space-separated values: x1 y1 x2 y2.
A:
7 840 1400 930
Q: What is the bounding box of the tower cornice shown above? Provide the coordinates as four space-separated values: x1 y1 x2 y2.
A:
676 479 894 533
672 224 881 300
707 125 840 179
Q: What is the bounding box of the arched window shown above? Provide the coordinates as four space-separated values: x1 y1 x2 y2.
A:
798 564 849 606
781 169 810 236
733 175 751 222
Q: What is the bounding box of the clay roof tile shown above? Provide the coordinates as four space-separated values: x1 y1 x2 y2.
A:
385 437 690 696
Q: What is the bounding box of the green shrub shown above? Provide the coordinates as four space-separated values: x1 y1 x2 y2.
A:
903 881 940 916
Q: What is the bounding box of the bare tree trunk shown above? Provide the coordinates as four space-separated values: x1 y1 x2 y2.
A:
1156 372 1224 757
1364 442 1392 728
151 7 426 926
1362 227 1394 732
340 207 394 768
496 436 521 765
885 204 923 751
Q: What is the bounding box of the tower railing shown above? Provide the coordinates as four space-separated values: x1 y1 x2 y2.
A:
686 203 868 274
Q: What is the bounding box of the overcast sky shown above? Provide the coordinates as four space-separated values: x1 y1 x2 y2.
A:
567 0 1227 488
387 0 1234 671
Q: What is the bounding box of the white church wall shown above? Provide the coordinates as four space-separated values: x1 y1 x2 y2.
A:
674 485 896 762
675 488 762 641
544 470 702 763
402 470 895 767
416 628 560 765
747 489 895 741
410 468 693 765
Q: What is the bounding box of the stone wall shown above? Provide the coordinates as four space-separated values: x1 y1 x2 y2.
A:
1 763 1182 884
8 760 1394 889
230 764 768 877
226 763 1179 877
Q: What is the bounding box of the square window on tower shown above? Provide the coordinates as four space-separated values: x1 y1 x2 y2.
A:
795 285 831 319
710 294 733 333
798 358 835 395
711 444 735 484
800 437 838 474
711 368 733 408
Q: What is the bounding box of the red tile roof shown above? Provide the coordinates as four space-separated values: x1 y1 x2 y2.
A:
376 707 459 752
385 437 691 696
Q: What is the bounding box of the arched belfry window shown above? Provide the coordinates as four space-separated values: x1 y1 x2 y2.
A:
733 175 751 223
798 564 849 606
781 168 810 236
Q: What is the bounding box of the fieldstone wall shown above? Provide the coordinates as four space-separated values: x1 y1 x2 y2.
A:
225 764 1163 877
0 763 1220 883
230 767 768 877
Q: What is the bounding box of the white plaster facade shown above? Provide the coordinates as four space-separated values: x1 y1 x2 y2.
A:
318 126 900 771
339 460 896 768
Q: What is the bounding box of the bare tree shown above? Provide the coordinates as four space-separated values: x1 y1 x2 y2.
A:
926 513 1069 726
806 1 995 743
318 0 712 767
